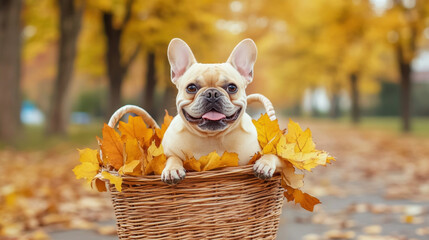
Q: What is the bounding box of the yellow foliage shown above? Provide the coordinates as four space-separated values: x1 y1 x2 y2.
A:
74 112 334 212
72 149 100 183
101 172 122 192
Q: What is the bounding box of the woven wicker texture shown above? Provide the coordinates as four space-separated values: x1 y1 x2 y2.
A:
109 165 284 240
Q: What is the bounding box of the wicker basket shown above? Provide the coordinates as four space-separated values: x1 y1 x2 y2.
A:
105 105 284 239
109 165 284 240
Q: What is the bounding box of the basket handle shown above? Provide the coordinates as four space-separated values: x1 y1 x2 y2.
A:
247 94 276 121
108 105 160 129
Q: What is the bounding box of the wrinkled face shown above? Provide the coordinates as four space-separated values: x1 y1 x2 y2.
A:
177 63 247 132
167 38 257 134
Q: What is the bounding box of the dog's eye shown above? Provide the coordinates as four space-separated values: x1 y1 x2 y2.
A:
186 84 198 94
226 84 238 94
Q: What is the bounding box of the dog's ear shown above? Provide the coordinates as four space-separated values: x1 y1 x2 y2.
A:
227 39 257 84
167 38 197 84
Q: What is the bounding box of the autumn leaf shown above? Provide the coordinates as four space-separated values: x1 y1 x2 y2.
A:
185 151 239 171
99 124 123 170
91 178 107 192
286 119 315 153
283 185 321 212
293 189 321 212
102 172 122 192
154 110 173 144
118 138 143 176
183 157 201 172
281 162 304 189
144 141 166 175
252 113 283 153
248 152 262 165
202 151 239 171
119 160 141 176
277 121 332 171
73 148 100 183
119 115 153 148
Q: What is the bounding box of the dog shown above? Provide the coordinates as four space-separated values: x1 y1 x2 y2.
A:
161 38 282 184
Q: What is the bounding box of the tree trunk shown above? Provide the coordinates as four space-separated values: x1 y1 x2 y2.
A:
161 58 177 116
143 51 157 118
330 84 341 119
102 12 125 118
0 0 22 141
399 61 411 132
102 1 138 119
47 0 83 135
350 73 360 124
395 44 412 132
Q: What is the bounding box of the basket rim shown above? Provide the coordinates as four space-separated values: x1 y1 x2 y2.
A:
107 165 269 183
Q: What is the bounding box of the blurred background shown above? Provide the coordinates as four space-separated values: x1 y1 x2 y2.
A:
1 0 429 239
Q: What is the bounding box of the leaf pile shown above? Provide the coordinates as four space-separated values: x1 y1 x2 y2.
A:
252 114 335 211
73 112 334 212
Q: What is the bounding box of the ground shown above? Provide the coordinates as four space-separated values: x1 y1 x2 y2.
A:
1 118 428 239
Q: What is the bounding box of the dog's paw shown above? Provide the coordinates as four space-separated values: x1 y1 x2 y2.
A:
253 158 275 180
161 168 186 185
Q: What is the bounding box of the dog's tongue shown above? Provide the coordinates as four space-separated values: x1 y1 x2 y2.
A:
202 111 226 121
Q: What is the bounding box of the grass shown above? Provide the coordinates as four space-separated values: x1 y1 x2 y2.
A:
0 122 103 151
337 116 429 137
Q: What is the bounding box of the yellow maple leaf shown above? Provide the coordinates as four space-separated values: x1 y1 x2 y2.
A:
144 141 166 175
281 162 304 189
102 172 123 192
119 115 153 148
286 119 315 153
292 189 321 212
252 113 283 152
202 151 239 171
283 185 321 212
99 124 124 170
73 148 100 183
119 160 141 176
154 110 173 145
183 157 201 172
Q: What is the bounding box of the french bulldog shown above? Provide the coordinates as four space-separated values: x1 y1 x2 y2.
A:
161 38 282 184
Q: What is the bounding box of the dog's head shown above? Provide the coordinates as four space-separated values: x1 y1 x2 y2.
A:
167 38 257 134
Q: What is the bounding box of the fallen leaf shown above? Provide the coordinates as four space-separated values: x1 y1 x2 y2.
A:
323 230 355 239
363 225 382 235
96 225 117 235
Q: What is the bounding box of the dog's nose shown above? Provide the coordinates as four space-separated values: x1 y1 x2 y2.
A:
204 89 222 102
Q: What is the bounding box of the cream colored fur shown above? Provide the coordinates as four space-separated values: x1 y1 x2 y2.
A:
161 38 282 184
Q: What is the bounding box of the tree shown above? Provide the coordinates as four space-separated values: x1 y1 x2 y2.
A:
100 0 140 117
0 0 23 141
47 0 84 135
382 0 429 132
